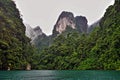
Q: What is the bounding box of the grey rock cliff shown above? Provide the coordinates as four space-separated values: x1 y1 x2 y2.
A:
25 24 35 39
75 16 88 33
53 11 76 36
25 24 46 43
52 11 88 37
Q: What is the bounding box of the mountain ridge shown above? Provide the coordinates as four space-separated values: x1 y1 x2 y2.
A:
26 11 89 49
52 11 88 36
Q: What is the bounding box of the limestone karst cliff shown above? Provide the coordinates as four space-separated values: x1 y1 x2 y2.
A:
25 24 35 40
75 16 88 33
25 24 46 42
52 11 88 36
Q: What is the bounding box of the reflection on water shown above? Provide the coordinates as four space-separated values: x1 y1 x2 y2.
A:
0 70 120 80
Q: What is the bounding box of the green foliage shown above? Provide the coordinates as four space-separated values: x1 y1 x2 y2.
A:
0 0 36 70
0 0 120 70
36 2 120 70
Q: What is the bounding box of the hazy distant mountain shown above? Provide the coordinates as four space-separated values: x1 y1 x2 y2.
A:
25 24 47 43
25 24 49 50
25 24 35 40
88 19 101 33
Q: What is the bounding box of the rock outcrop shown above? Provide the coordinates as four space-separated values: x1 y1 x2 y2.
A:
25 24 49 50
33 26 44 38
25 24 35 39
52 11 88 37
75 16 88 33
53 11 76 36
25 24 47 44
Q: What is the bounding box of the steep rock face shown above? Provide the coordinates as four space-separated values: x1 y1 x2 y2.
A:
75 16 88 33
33 34 49 50
33 26 44 38
52 11 88 37
25 25 48 50
32 26 47 43
25 25 47 43
53 11 76 36
25 24 35 39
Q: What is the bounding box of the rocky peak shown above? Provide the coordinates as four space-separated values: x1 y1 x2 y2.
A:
25 24 46 43
25 24 35 39
75 16 88 33
33 26 43 37
53 11 76 35
52 11 89 36
58 11 74 19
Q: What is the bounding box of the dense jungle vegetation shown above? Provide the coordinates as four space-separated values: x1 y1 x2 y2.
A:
0 0 120 70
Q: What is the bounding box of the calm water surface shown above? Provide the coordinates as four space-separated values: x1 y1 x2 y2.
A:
0 70 120 80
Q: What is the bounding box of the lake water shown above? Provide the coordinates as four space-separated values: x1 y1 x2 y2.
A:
0 70 120 80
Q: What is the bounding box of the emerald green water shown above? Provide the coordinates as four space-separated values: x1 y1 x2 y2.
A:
0 70 120 80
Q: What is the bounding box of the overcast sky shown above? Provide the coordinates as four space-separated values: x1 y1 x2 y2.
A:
14 0 114 35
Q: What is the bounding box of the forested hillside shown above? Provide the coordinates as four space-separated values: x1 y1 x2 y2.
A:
35 0 120 70
0 0 119 70
0 0 35 70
